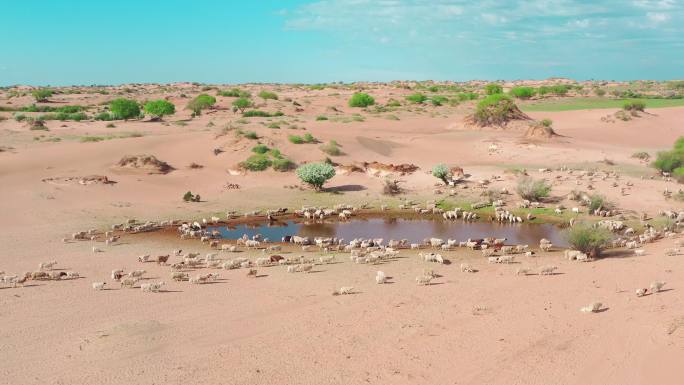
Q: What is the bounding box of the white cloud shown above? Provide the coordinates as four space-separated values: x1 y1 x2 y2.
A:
647 12 671 23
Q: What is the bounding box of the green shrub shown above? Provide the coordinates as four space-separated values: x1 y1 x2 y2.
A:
316 115 328 121
431 164 451 184
296 162 336 190
430 95 448 106
510 86 535 99
32 89 53 102
516 177 551 201
14 113 26 122
538 84 571 96
405 93 427 104
473 94 518 126
319 140 342 156
143 99 175 120
243 131 258 140
288 135 304 144
251 144 270 154
272 157 295 171
258 90 278 100
242 110 284 117
186 94 216 116
110 98 141 120
106 123 116 128
218 88 250 97
653 137 684 173
541 118 553 128
348 92 375 107
240 154 272 171
386 99 402 107
631 151 650 160
484 83 503 95
94 112 114 121
80 136 105 142
588 193 607 212
269 148 282 158
623 100 646 112
595 88 606 96
232 97 252 113
457 92 478 101
564 223 612 257
303 133 315 143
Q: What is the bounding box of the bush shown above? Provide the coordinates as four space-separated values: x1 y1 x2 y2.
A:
348 92 375 107
110 98 141 120
320 140 342 156
242 110 284 117
251 144 270 154
430 95 448 106
541 118 553 128
473 94 519 126
484 83 503 95
431 164 451 184
272 157 295 171
183 191 201 202
457 92 478 101
510 86 535 99
516 177 551 201
218 88 250 97
288 135 304 144
623 100 646 112
303 133 315 143
32 89 53 102
232 97 252 113
538 84 570 96
94 112 114 121
296 162 336 190
405 93 427 104
240 154 272 171
386 99 402 107
258 90 278 100
595 88 606 97
106 123 116 128
186 94 216 116
382 179 402 195
316 115 328 121
564 223 612 257
243 131 258 140
144 100 175 120
588 193 607 212
653 137 684 173
631 151 650 160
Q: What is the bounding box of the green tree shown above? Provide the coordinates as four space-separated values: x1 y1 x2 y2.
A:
432 164 451 184
484 83 503 95
32 89 54 102
143 100 175 120
296 162 336 190
186 94 216 116
110 98 141 120
232 97 252 113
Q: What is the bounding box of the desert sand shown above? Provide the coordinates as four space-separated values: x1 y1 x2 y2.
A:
0 82 682 385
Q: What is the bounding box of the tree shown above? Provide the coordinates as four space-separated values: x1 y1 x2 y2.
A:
32 89 54 102
110 98 141 120
432 164 451 184
484 83 503 95
348 92 375 107
565 223 612 258
186 94 216 116
143 100 175 121
232 97 252 113
296 162 336 190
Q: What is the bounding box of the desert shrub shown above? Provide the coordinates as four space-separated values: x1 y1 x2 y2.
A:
564 223 612 257
386 99 402 107
242 110 284 117
431 164 451 184
595 88 606 96
272 157 295 171
303 133 315 143
29 120 48 130
144 100 175 120
266 122 280 129
510 86 535 99
405 93 427 104
110 98 141 120
537 84 571 96
80 136 105 142
14 113 26 122
473 94 519 125
32 89 53 102
296 162 336 190
541 118 553 128
316 115 328 121
258 90 278 100
457 92 478 101
484 83 503 95
348 92 375 107
232 97 252 113
631 151 650 160
243 131 258 140
588 193 607 211
218 88 250 97
288 135 304 144
106 123 116 128
183 191 200 202
623 100 646 112
251 144 270 154
319 140 342 156
269 148 282 158
94 112 114 121
382 179 402 195
430 95 448 106
186 94 216 116
653 137 684 173
516 177 551 201
240 154 272 171
673 167 684 182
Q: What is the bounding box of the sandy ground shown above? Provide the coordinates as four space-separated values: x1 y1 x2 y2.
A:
0 85 683 384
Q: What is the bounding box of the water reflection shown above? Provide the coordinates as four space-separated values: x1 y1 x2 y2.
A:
209 218 568 247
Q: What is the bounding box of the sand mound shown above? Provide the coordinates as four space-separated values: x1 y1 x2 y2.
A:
464 97 532 129
524 122 558 139
42 175 115 185
114 155 174 174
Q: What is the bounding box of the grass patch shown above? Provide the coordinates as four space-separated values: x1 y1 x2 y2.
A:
521 97 684 112
320 140 342 156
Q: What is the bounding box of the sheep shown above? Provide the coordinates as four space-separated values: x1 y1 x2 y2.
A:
189 275 207 284
111 269 125 281
141 281 165 293
246 269 258 278
255 257 271 267
64 271 80 279
38 260 57 271
634 249 646 256
92 282 106 290
128 270 146 278
650 281 666 293
92 246 102 253
580 302 603 313
332 286 354 295
498 255 514 264
171 272 188 281
539 243 553 252
539 265 558 275
297 263 314 273
487 256 500 264
515 267 531 276
138 254 152 263
422 268 437 278
286 265 297 273
460 263 475 273
375 271 386 284
156 255 170 265
635 288 647 297
120 277 139 288
415 275 433 285
482 249 495 258
319 255 335 264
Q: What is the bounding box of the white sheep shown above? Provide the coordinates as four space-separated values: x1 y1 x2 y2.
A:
38 260 58 271
650 281 666 293
319 255 335 264
375 271 386 284
128 269 146 278
487 256 500 264
92 282 106 290
297 263 314 273
141 281 165 293
120 277 139 288
460 263 475 273
498 255 514 264
539 265 558 275
65 271 80 279
416 275 433 286
635 288 647 297
580 302 603 313
515 267 531 276
286 265 297 273
171 272 188 281
333 286 354 295
634 249 646 256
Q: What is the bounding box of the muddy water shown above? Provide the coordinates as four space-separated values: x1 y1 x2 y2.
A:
210 217 569 247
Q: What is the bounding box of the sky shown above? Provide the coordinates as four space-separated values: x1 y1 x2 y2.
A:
1 0 683 85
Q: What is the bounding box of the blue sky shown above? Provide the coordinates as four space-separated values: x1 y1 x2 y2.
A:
1 0 683 85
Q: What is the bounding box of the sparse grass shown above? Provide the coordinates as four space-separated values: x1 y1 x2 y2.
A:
631 151 650 160
106 123 116 128
320 140 342 156
385 114 400 120
243 131 259 140
521 97 684 112
243 110 285 118
79 132 143 142
316 115 328 121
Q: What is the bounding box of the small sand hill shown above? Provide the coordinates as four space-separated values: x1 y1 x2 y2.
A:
113 154 174 174
524 121 559 140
